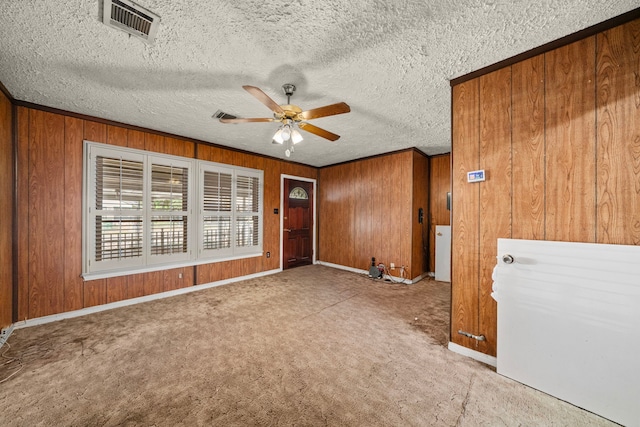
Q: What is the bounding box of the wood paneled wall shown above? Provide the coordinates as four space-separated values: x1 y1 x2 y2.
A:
318 150 430 279
428 154 451 273
0 91 12 328
412 151 430 278
14 106 316 321
451 18 640 356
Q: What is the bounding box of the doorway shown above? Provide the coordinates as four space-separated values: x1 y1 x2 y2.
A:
281 177 315 270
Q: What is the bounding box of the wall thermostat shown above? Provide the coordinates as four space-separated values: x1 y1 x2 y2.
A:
467 170 485 183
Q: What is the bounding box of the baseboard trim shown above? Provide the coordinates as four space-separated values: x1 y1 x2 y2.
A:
316 261 416 284
448 341 497 367
316 261 368 275
13 268 282 330
411 272 431 283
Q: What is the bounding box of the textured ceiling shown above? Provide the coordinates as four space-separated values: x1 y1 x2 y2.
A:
0 1 638 166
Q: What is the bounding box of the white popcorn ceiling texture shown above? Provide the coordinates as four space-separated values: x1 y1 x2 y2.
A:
0 0 637 166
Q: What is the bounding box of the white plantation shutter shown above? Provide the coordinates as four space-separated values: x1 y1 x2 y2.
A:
148 158 192 263
88 147 145 272
201 168 233 254
235 174 261 250
198 164 263 258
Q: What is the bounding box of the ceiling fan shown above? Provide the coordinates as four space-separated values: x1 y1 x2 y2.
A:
219 84 350 157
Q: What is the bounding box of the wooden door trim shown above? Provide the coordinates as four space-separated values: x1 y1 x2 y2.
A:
280 174 317 271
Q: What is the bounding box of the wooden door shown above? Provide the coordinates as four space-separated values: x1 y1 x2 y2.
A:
283 179 313 269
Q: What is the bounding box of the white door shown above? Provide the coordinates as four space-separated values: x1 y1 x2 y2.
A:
435 225 451 282
493 238 640 427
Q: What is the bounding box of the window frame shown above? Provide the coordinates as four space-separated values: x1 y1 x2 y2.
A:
83 141 264 279
197 162 264 260
147 154 194 266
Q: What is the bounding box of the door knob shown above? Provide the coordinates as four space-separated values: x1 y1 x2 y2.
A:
502 254 515 264
284 228 291 232
437 232 442 236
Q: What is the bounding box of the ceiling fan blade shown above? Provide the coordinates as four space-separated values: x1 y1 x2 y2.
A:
298 122 340 141
242 85 285 114
219 117 274 123
298 102 350 120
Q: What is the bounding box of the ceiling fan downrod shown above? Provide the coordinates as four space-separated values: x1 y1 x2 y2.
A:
282 83 296 104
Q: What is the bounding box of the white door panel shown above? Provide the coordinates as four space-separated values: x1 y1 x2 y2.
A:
492 238 640 427
435 225 451 282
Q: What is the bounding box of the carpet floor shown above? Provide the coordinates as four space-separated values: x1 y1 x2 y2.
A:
0 264 614 426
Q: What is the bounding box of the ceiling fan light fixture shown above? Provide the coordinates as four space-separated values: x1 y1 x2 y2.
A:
273 128 285 144
291 128 303 144
281 124 291 141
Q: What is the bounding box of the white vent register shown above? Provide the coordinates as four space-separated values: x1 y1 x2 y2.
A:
492 238 640 426
102 0 160 42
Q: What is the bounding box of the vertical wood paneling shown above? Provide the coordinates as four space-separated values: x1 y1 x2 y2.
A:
346 161 357 267
478 68 512 356
0 91 12 327
597 20 640 244
380 158 392 264
16 107 29 321
144 271 164 296
512 55 546 240
83 279 106 308
83 120 107 307
428 154 451 273
545 37 597 243
319 163 338 265
127 273 145 299
357 160 373 269
318 151 415 273
106 276 128 303
84 121 107 143
106 125 128 147
127 129 145 150
165 136 195 158
183 265 194 288
28 110 66 318
263 158 281 271
63 116 84 312
412 151 430 278
398 151 414 277
145 133 165 153
451 80 480 349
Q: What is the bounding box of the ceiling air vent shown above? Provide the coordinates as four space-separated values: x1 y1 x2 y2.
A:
213 110 238 121
102 0 160 42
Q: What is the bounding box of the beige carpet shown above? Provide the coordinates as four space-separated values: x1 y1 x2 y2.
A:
0 265 614 426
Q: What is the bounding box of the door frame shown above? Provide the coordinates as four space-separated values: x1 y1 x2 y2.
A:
280 174 317 270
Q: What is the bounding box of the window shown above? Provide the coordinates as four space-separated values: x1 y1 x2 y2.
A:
235 173 262 252
289 186 308 200
198 164 263 258
87 146 146 273
200 167 233 256
84 141 263 278
148 159 191 263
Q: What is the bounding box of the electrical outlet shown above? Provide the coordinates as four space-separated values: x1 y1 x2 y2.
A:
266 252 271 258
178 273 183 279
390 263 395 269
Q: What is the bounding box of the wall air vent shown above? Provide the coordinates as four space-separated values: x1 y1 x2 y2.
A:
102 0 160 43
